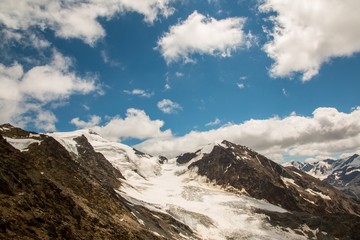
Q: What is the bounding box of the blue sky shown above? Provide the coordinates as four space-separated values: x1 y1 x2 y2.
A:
1 0 360 162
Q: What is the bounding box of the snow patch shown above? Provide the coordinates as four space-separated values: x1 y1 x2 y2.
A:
345 169 360 175
224 164 232 173
281 177 301 188
4 137 41 151
292 171 303 177
302 196 316 205
306 189 331 200
131 212 145 226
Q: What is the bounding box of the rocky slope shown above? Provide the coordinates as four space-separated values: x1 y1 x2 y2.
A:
178 140 360 239
0 124 194 240
284 154 360 199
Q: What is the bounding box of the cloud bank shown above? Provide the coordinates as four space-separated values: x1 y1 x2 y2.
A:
135 107 360 161
260 0 360 81
70 106 360 162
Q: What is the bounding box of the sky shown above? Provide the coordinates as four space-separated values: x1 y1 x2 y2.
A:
1 0 360 163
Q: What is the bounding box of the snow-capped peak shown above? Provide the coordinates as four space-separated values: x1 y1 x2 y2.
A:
48 129 162 180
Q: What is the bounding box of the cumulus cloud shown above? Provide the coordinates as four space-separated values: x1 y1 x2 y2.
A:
0 51 100 131
124 89 154 98
70 115 102 129
157 11 251 63
0 0 175 45
20 52 98 102
71 108 172 142
157 99 182 114
260 0 360 81
135 107 360 162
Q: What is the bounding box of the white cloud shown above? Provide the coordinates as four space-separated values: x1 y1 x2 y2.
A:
0 29 51 50
117 0 174 23
237 83 245 89
83 104 90 111
0 51 100 131
135 107 360 162
282 88 288 97
124 88 154 98
71 115 102 129
0 0 175 46
77 108 173 142
205 118 221 127
157 99 182 114
100 50 121 67
175 72 184 77
20 52 98 102
260 0 360 81
164 83 171 91
34 110 58 132
157 11 250 63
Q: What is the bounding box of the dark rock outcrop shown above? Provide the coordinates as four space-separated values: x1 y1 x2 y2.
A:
176 152 197 164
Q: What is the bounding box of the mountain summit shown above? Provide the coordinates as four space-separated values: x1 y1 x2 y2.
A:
1 125 359 239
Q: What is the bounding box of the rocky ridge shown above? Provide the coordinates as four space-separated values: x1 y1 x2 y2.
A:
285 154 360 199
178 140 360 239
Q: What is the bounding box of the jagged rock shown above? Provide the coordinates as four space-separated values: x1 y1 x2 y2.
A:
176 152 197 164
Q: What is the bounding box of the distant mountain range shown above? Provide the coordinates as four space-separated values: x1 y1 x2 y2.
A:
284 154 360 199
1 124 359 239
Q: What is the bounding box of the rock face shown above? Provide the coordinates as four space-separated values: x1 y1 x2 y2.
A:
285 154 360 199
179 140 360 239
0 124 195 240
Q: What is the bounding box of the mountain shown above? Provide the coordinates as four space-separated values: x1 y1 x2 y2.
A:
176 140 360 239
1 124 359 239
0 124 194 239
284 155 360 199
